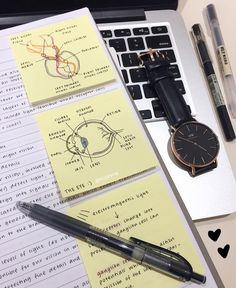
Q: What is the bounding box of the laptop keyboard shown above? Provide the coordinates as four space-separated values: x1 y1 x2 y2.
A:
100 24 188 122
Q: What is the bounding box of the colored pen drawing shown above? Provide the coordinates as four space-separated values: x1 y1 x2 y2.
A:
26 34 80 79
10 15 115 104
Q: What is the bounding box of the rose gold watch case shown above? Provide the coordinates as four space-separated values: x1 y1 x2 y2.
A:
170 121 220 176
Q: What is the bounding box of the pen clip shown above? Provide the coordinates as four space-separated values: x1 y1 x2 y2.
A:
130 237 193 271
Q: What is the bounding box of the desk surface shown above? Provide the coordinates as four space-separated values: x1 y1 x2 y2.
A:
178 1 236 287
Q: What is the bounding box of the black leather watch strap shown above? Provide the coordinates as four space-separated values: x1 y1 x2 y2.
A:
142 54 194 128
139 50 218 176
176 156 218 177
191 161 218 176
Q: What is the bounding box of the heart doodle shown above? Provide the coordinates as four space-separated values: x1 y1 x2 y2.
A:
218 244 230 258
208 229 221 242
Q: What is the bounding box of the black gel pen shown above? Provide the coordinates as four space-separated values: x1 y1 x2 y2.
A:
16 201 206 284
192 24 235 141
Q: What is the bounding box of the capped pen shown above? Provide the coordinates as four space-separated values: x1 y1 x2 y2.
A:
192 24 235 141
16 201 206 284
206 4 236 118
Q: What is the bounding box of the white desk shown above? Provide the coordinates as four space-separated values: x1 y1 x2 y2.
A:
179 1 236 286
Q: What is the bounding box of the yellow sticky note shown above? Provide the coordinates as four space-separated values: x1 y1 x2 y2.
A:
9 15 115 104
37 89 158 198
68 173 204 288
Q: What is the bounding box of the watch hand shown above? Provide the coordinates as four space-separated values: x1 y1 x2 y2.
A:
178 136 215 159
177 136 209 152
194 144 208 153
177 136 195 145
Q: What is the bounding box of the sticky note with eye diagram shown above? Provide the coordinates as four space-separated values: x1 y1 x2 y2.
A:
36 89 159 198
9 15 115 104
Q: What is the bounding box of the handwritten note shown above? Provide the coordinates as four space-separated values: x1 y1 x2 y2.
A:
68 173 204 288
9 15 115 104
36 89 158 198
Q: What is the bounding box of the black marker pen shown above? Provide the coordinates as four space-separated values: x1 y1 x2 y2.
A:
192 24 235 141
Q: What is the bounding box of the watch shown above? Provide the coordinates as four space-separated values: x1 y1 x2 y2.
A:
139 49 220 176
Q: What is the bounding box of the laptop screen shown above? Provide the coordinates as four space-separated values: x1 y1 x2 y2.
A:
1 0 178 15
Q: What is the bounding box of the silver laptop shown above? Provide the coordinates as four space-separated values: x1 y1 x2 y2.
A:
1 0 235 220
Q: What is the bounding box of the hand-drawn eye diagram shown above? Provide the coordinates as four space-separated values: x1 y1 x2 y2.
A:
65 118 123 163
25 34 80 79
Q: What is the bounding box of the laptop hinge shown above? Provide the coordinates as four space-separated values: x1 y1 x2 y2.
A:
92 9 146 23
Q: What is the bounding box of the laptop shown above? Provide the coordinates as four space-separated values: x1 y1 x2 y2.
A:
1 0 235 220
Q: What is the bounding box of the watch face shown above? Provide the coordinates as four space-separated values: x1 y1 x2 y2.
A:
171 122 219 168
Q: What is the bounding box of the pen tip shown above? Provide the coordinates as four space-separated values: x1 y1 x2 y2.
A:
16 201 33 215
192 24 201 36
191 272 206 284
